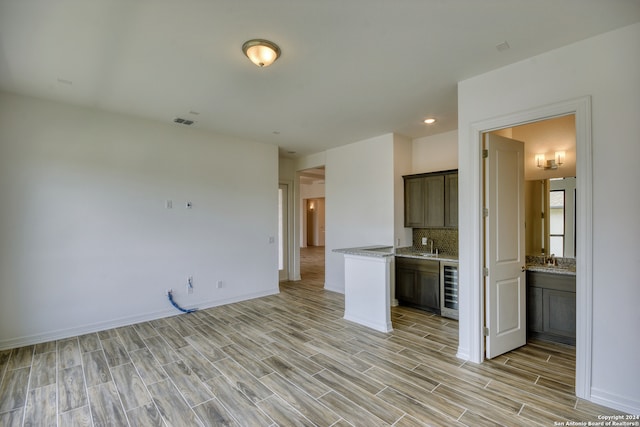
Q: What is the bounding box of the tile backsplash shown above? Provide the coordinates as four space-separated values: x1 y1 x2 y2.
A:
412 228 458 256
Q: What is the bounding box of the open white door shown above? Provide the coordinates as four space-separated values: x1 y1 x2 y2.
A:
484 133 526 359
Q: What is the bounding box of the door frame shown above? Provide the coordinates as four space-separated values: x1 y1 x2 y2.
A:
467 96 592 399
279 181 295 282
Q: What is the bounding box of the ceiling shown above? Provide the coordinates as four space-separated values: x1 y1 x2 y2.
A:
1 1 639 158
299 167 325 185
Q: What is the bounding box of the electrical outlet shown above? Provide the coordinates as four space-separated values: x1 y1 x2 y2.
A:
217 280 224 289
422 237 427 245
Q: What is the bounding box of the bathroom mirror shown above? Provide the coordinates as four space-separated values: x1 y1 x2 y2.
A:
525 177 576 258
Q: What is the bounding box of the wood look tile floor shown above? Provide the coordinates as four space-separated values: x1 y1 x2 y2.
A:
0 247 626 426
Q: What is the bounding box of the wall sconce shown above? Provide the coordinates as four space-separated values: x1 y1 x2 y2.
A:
309 202 315 211
535 151 565 170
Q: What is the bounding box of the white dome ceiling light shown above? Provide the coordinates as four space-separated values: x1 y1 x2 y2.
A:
242 39 281 68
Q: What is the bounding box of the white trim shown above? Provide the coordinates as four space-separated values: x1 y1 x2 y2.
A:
590 388 640 415
465 96 593 400
0 288 279 351
279 180 296 282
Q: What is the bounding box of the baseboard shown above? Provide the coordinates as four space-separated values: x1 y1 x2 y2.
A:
343 314 393 333
0 288 279 351
590 387 640 415
456 346 471 362
323 282 344 294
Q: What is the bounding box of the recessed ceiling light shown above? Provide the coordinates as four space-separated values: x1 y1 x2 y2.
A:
424 118 436 124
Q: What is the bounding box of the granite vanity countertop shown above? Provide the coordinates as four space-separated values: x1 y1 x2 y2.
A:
525 255 576 276
526 264 576 276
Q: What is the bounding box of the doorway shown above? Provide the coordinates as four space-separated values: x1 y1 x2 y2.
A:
298 167 326 286
470 96 593 399
483 115 577 361
305 198 325 247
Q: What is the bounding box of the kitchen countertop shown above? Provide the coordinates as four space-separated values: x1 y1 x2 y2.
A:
333 246 574 274
394 247 459 263
333 246 459 263
333 245 395 257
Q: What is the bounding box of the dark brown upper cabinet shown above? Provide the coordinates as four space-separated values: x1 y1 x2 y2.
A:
404 169 458 228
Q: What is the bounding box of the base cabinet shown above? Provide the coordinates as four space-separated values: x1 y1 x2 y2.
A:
396 258 440 315
527 271 576 345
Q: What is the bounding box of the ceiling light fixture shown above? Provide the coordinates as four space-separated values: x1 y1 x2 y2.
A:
424 118 436 124
242 39 281 67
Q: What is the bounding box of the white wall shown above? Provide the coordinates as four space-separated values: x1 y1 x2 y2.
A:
393 134 412 248
0 92 279 349
296 152 326 172
458 23 640 413
279 157 296 183
412 130 458 173
324 134 396 293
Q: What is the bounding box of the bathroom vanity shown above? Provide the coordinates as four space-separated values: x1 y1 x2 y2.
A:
526 267 576 345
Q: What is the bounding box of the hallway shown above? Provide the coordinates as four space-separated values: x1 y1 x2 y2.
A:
298 246 325 287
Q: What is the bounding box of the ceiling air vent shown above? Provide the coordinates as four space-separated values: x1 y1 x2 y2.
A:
173 117 195 126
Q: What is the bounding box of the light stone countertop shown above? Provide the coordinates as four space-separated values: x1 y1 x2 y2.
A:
333 246 459 263
333 245 395 258
526 264 576 276
394 247 459 263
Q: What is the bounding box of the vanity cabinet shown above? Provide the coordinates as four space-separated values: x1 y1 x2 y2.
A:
527 271 576 345
403 170 457 228
395 257 440 314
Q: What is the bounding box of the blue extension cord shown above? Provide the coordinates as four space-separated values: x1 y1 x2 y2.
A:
167 290 197 313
